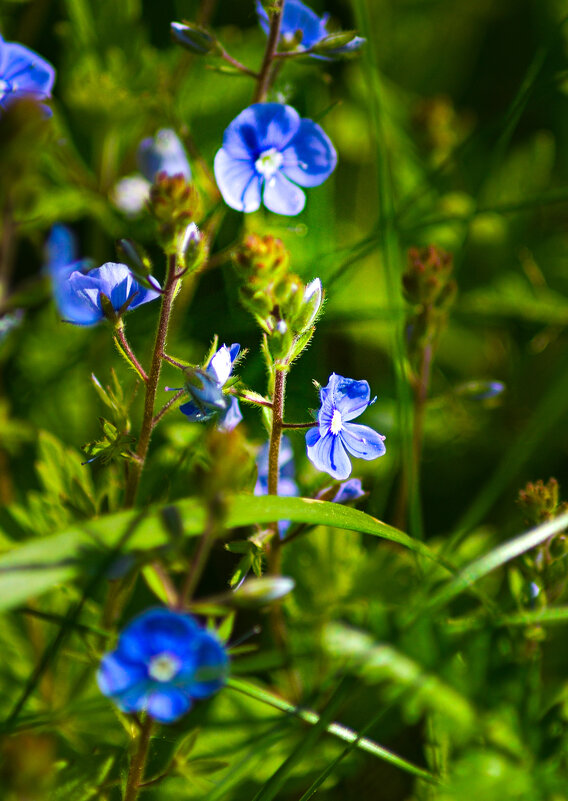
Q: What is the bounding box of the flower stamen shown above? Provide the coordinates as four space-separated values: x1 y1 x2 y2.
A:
148 652 181 683
255 147 284 179
330 408 343 435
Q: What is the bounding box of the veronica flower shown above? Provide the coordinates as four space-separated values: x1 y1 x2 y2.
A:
179 343 242 431
59 261 160 326
256 0 365 58
97 608 228 724
306 373 386 480
113 129 191 216
254 436 299 536
0 35 55 112
214 103 337 215
45 225 95 324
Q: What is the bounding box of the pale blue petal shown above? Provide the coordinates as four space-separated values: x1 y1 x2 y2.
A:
208 345 233 386
146 688 192 723
214 149 261 212
332 478 365 503
137 129 191 182
218 397 242 431
306 430 352 480
97 652 146 696
281 119 337 187
263 171 306 216
327 374 371 421
3 41 55 99
340 423 386 460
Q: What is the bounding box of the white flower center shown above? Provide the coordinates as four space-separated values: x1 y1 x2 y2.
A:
330 409 343 435
148 652 181 683
255 147 283 179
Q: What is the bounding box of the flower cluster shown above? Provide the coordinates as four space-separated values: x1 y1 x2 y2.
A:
0 35 55 112
215 103 336 215
306 374 386 480
98 609 228 724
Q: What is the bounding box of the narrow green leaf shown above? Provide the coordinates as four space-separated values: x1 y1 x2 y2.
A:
227 678 438 784
0 496 446 610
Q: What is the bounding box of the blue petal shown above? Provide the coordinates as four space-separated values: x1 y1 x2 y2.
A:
340 423 386 460
116 609 201 664
282 119 337 187
221 103 301 159
114 682 151 714
97 652 147 696
45 225 77 275
63 271 106 325
146 688 192 723
179 400 216 423
332 478 365 503
263 171 306 216
184 368 228 413
218 396 242 431
2 41 55 99
279 0 329 48
137 129 191 182
214 149 261 212
187 633 229 698
306 430 352 480
207 344 234 386
324 373 371 421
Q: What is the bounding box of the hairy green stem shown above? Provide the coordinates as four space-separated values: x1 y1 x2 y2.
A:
252 0 285 102
124 716 153 801
267 368 286 575
124 255 179 507
114 323 148 383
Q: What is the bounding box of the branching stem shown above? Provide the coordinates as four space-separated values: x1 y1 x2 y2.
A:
114 324 148 383
252 0 285 102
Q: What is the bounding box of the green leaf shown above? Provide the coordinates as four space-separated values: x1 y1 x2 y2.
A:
227 678 438 784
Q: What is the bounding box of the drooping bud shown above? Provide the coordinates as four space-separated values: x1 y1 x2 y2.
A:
170 21 220 55
310 31 366 58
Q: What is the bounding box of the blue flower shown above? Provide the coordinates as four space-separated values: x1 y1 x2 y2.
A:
0 35 55 111
45 225 96 324
97 608 228 724
112 129 191 217
180 343 242 431
137 128 192 183
254 436 299 536
306 373 386 480
256 0 365 58
214 103 337 215
59 261 160 326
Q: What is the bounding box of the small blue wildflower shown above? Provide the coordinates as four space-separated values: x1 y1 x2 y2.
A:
180 343 242 431
256 0 365 58
214 103 337 215
0 34 55 112
112 130 191 216
317 477 365 504
137 129 192 183
306 373 386 480
97 608 228 724
254 436 299 536
60 262 160 326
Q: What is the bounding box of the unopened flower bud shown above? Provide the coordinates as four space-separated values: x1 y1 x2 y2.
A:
170 21 220 55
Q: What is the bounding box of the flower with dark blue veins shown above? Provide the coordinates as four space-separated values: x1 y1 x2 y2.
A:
59 261 160 326
97 608 228 724
180 343 242 431
214 103 337 215
256 0 365 58
255 436 299 536
0 35 55 112
306 373 386 480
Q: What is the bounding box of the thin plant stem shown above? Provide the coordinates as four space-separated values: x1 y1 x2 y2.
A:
161 352 188 369
114 324 148 382
252 0 285 103
124 255 180 508
282 421 316 429
152 389 185 428
219 46 259 78
177 510 217 608
266 367 287 572
124 716 153 801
